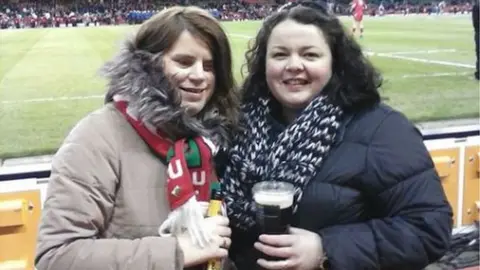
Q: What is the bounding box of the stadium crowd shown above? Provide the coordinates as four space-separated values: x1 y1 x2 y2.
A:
0 0 475 29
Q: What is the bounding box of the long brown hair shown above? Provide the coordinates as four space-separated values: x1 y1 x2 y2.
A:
134 7 240 125
102 6 240 147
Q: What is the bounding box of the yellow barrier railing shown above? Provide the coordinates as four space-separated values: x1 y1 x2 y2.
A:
0 190 41 270
0 144 477 269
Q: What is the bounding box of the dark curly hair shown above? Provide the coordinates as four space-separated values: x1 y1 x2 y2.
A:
242 0 383 112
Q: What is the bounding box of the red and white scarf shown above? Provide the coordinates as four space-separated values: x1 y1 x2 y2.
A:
114 95 218 247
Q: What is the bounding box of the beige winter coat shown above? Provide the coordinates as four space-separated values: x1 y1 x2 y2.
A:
35 104 198 270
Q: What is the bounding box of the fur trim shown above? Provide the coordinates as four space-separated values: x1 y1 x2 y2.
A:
100 36 230 149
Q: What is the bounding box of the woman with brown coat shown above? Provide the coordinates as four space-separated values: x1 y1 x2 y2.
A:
35 6 240 270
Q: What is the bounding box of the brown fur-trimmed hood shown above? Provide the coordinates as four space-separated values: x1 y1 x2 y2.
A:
100 36 231 150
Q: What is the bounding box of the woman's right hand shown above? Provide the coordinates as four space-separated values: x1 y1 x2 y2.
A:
177 215 232 267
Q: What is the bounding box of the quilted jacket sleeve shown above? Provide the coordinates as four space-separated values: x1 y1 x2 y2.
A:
318 111 453 270
35 111 184 270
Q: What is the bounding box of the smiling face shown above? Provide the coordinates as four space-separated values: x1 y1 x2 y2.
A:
163 30 215 116
265 19 333 110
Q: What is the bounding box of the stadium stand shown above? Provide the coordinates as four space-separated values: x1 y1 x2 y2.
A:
0 0 475 29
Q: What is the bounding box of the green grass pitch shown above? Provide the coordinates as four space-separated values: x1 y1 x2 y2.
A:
0 15 478 158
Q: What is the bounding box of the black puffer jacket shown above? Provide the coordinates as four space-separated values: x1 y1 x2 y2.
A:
223 103 453 270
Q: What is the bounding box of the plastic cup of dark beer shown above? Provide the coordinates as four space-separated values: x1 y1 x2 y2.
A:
253 181 295 262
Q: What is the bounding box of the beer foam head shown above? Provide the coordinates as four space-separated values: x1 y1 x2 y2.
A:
253 191 294 209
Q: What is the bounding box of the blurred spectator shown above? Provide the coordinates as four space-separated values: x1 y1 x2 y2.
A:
0 0 476 30
473 0 479 80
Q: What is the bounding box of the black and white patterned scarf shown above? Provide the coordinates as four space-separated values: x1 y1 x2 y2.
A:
221 94 343 230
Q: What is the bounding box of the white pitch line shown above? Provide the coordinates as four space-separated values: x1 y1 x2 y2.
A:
387 49 457 55
2 71 473 105
1 95 103 104
229 33 460 58
373 52 475 69
228 33 253 39
227 39 468 69
393 71 471 79
0 33 472 105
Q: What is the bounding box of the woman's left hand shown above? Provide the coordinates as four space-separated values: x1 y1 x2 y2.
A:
254 227 325 270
